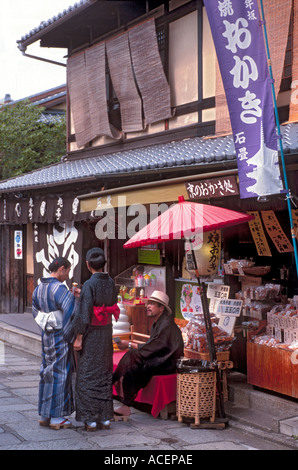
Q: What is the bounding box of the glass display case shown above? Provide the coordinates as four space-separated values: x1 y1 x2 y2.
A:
115 264 166 306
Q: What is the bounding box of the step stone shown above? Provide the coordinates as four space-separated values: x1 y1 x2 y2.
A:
227 372 298 436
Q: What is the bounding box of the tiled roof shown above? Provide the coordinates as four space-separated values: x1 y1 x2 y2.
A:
0 122 297 192
3 85 66 127
39 110 65 124
17 1 90 47
9 85 66 106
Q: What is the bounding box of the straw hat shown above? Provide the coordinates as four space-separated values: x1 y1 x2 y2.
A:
147 290 172 315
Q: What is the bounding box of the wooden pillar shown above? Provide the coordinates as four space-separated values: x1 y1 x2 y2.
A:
0 225 24 313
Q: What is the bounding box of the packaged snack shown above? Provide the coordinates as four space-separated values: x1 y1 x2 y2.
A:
182 315 235 353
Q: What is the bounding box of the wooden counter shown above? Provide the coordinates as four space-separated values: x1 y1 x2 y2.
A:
247 342 298 399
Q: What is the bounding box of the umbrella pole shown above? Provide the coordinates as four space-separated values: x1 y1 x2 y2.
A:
191 245 226 419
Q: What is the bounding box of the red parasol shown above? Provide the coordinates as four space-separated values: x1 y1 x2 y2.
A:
124 196 254 249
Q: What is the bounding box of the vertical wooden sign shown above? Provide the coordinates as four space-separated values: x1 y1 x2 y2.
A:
247 211 272 256
261 211 293 253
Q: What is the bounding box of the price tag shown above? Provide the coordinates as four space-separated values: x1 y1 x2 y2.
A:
216 299 243 317
223 264 233 274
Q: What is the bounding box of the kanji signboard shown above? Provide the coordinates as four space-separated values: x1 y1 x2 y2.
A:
247 211 272 256
261 210 293 253
185 176 239 199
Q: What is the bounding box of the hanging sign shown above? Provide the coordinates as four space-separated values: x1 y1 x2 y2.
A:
218 315 237 335
216 299 243 317
247 211 272 256
14 230 23 259
207 283 230 314
292 209 298 240
138 248 161 265
187 230 221 276
185 176 239 200
261 211 293 253
207 283 230 300
204 0 283 199
217 299 243 335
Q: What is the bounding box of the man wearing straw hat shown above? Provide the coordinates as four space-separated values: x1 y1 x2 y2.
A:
113 290 184 418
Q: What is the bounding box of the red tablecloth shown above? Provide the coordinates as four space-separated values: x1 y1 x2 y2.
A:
113 351 177 418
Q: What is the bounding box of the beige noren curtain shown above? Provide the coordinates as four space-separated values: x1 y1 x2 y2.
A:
129 18 174 126
106 32 144 133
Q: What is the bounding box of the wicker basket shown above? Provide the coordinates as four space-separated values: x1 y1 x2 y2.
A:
242 266 271 276
176 371 216 425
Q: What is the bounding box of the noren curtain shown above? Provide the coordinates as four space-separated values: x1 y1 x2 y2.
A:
128 19 173 126
68 44 122 148
106 32 144 133
68 18 173 146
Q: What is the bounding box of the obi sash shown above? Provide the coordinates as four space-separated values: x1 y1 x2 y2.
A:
91 303 120 326
34 310 63 332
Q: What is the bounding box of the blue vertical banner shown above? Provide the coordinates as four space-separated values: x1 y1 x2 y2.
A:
204 0 284 199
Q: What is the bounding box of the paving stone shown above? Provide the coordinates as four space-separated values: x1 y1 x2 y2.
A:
10 387 38 397
0 433 22 447
7 420 80 442
280 417 298 437
184 441 255 450
0 403 36 413
1 438 97 451
1 326 298 451
0 412 28 424
6 381 39 389
89 431 161 449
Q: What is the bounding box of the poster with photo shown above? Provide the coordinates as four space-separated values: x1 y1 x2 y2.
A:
177 282 203 320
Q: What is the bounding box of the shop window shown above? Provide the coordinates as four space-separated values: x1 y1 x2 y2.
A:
169 0 191 11
278 6 293 123
202 7 215 100
168 11 198 107
68 1 215 150
281 7 293 86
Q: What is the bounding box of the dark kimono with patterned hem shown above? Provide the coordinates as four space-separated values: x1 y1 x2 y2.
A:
73 272 118 423
112 312 184 407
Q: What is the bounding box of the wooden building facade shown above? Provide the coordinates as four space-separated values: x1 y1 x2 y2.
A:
0 0 298 313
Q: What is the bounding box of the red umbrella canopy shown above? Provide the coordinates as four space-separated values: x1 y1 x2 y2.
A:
123 196 254 249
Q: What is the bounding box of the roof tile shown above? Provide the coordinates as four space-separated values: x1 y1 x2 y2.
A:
0 123 297 192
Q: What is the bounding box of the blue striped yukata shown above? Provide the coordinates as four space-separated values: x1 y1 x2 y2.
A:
32 277 78 418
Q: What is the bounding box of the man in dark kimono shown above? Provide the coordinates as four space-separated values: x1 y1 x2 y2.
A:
113 290 184 417
73 248 119 431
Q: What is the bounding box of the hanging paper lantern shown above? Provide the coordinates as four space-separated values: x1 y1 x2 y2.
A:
192 230 221 276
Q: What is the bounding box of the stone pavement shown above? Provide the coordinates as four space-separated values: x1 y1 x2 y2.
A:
1 340 298 452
